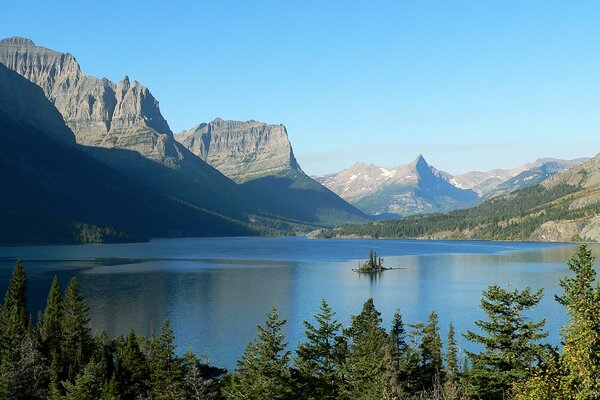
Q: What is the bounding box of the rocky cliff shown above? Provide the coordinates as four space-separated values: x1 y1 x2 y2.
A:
176 119 300 183
0 36 185 164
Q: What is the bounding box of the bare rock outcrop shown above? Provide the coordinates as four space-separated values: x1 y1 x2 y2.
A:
0 37 184 164
176 118 301 182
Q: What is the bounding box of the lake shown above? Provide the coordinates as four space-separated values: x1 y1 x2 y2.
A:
0 237 594 371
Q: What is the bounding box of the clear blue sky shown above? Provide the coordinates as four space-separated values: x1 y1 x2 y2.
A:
2 1 600 175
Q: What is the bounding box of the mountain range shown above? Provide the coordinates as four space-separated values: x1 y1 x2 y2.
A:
0 36 367 243
317 153 600 242
0 36 597 243
316 156 588 217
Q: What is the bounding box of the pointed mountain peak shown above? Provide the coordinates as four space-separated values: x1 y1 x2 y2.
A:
409 154 429 167
121 75 130 85
0 37 35 47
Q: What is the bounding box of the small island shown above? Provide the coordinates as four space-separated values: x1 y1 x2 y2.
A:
354 250 389 273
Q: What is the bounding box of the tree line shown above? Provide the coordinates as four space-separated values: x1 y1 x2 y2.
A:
318 183 600 241
1 244 599 399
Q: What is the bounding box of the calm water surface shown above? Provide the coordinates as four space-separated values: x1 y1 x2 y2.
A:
0 237 596 371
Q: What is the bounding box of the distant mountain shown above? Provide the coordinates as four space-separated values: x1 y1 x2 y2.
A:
0 36 249 220
318 153 600 242
176 119 301 183
317 156 588 218
0 63 256 244
0 37 366 230
176 118 369 226
316 155 478 217
453 158 588 198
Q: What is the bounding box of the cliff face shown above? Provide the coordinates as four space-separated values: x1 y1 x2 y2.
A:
0 37 182 164
176 119 300 183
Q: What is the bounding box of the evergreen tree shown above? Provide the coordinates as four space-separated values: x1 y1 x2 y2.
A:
0 260 28 333
295 299 343 399
446 322 458 380
516 244 600 399
40 276 63 358
555 243 600 398
12 329 48 400
0 260 29 398
340 298 389 400
420 311 443 389
182 351 218 400
116 330 149 400
386 309 409 398
223 307 292 400
148 320 184 399
61 277 93 382
62 359 119 400
464 284 548 399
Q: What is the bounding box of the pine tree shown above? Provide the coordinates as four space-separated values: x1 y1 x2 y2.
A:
517 244 600 399
0 260 29 398
116 330 149 400
464 284 548 399
62 359 119 400
40 276 63 358
11 329 48 400
61 277 93 382
340 298 389 400
0 260 28 332
386 309 409 398
148 320 183 399
555 243 600 398
446 322 458 380
223 307 292 400
182 351 217 400
295 299 343 399
420 311 443 389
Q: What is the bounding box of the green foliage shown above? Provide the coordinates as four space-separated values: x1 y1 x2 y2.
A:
62 359 119 400
340 298 390 400
420 311 443 389
223 307 292 400
517 243 600 399
61 277 93 381
148 320 184 399
295 299 343 399
464 284 548 399
556 243 600 398
40 276 63 359
446 322 459 380
0 259 28 340
115 330 149 399
357 250 386 273
319 183 588 241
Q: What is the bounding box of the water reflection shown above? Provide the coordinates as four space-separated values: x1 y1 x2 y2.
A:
0 238 596 371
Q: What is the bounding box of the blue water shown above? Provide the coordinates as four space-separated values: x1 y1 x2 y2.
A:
0 237 593 371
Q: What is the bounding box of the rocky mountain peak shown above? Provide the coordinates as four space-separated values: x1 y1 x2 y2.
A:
0 37 180 161
176 119 301 183
0 37 35 46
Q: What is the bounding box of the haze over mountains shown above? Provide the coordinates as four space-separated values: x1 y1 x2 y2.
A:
320 152 600 242
0 35 597 243
0 36 367 243
317 155 588 217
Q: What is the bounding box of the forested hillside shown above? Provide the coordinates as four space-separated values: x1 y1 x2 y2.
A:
318 155 600 242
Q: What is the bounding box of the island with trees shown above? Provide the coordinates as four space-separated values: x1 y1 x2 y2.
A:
354 250 390 273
